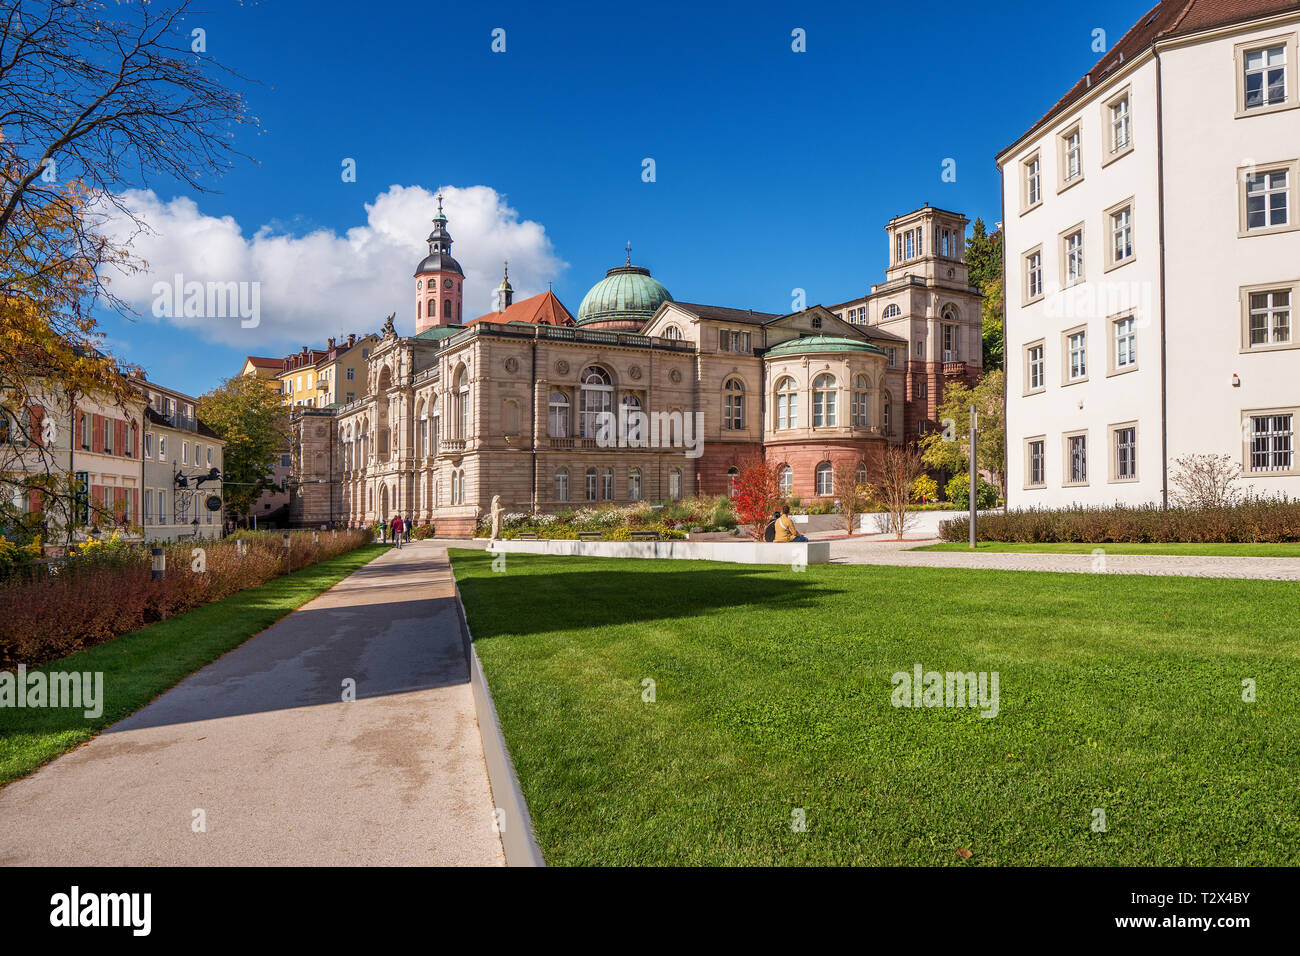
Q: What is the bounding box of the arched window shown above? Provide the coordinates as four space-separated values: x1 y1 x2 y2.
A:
555 467 569 502
621 394 643 444
856 462 868 487
813 374 837 427
778 464 793 495
775 376 798 429
882 304 902 319
663 325 682 340
450 471 461 505
454 366 470 439
723 378 745 430
549 391 570 438
883 390 893 436
600 468 614 501
668 468 683 501
585 467 599 502
426 299 435 318
443 299 452 319
417 403 428 456
579 366 613 439
727 465 739 495
852 374 870 427
628 468 642 502
815 461 833 496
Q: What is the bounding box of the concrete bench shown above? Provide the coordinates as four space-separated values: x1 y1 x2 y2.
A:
515 533 538 541
577 532 603 541
629 531 660 541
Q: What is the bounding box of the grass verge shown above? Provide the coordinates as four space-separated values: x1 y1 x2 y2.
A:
0 544 386 787
452 549 1300 865
915 541 1300 557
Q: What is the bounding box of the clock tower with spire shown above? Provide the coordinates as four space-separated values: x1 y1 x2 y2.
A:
414 192 465 333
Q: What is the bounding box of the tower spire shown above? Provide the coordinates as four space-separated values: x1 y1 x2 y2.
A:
625 241 632 266
495 258 514 313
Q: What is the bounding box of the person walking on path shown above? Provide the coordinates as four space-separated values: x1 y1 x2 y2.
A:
390 514 405 548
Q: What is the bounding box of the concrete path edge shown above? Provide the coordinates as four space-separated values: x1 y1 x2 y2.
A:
452 583 545 867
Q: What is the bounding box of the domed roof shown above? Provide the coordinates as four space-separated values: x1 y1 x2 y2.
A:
765 335 885 357
575 264 672 327
416 250 463 276
415 196 464 276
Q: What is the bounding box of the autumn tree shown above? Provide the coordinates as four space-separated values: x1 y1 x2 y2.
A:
1 0 251 541
918 368 1006 497
199 376 290 522
832 457 871 535
729 457 781 540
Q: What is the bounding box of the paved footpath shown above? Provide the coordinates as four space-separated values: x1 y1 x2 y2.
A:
0 543 504 866
826 538 1300 580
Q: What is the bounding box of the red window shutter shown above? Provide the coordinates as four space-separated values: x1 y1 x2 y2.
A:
92 415 104 453
133 488 139 522
28 488 42 515
74 410 82 449
116 420 126 456
115 487 126 521
29 405 45 447
132 423 139 458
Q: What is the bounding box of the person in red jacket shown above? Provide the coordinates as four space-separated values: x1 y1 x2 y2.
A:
390 514 405 548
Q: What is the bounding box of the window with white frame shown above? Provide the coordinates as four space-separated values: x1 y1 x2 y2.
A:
851 375 870 427
585 467 598 501
1027 438 1046 487
778 464 793 495
1063 228 1085 283
600 467 614 501
720 329 752 352
144 433 153 458
1026 342 1045 392
1060 126 1082 185
887 347 898 367
668 468 682 500
775 377 798 429
1067 329 1087 381
1111 97 1130 153
548 390 570 437
1024 154 1042 208
1065 432 1088 485
815 461 833 496
883 393 892 434
628 468 641 502
882 304 901 319
812 375 836 426
555 467 569 502
942 323 958 361
1109 204 1133 267
1114 316 1137 370
896 227 923 262
1244 44 1288 109
1026 248 1043 300
1248 412 1294 473
1247 289 1292 348
1245 168 1290 230
723 378 745 430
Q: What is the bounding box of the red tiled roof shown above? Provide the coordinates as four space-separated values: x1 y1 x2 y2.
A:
244 356 281 368
1004 0 1300 158
468 291 574 327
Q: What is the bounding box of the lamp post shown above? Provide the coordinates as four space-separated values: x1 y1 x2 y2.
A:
282 530 291 569
151 547 164 580
968 405 978 550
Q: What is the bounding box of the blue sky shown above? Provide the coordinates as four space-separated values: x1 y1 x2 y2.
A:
94 0 1157 394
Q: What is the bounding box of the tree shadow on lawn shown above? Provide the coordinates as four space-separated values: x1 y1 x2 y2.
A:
452 552 842 639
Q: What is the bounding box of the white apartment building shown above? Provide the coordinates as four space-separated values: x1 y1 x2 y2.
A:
999 0 1300 507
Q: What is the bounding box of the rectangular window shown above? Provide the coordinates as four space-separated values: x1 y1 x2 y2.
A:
1245 44 1288 109
1113 316 1137 371
1027 438 1046 488
1108 203 1133 267
1246 169 1289 230
144 433 153 458
1024 247 1043 302
1110 96 1131 153
143 489 152 523
182 441 189 465
280 453 292 468
1247 289 1292 348
1063 228 1085 284
104 420 113 454
942 325 957 361
915 340 924 358
1024 154 1042 208
346 368 355 381
1112 425 1137 481
158 437 166 461
888 347 898 367
1067 329 1087 382
1065 432 1088 485
1247 412 1295 473
1026 342 1045 392
1060 125 1083 187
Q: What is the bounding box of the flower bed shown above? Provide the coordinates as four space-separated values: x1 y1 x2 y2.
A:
477 498 739 540
939 501 1300 544
0 528 373 668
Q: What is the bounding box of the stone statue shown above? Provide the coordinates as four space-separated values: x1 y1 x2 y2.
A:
489 495 503 540
381 313 397 338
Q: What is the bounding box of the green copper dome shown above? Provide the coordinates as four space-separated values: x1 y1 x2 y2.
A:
575 264 672 327
765 335 885 357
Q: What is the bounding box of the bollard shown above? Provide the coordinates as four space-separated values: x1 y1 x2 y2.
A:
151 547 164 581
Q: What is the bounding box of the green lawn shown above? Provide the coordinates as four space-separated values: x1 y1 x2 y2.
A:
915 541 1300 557
452 550 1300 866
0 544 386 787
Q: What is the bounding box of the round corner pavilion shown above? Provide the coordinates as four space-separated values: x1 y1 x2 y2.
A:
288 202 984 535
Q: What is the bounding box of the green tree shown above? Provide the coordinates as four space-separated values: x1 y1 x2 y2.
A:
919 368 1006 496
199 376 290 521
965 218 1004 370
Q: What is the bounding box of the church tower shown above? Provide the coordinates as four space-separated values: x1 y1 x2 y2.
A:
494 262 513 313
414 193 465 333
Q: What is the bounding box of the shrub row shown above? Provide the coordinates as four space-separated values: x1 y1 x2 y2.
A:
939 501 1300 544
0 529 372 668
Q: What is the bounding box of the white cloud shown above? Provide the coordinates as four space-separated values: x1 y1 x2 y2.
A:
98 184 567 348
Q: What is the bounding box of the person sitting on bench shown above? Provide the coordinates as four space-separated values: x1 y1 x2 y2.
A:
773 506 807 543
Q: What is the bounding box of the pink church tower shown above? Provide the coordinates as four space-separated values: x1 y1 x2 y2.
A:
414 192 464 333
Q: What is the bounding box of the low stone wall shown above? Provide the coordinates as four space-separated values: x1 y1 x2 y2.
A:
858 509 1001 539
486 538 831 565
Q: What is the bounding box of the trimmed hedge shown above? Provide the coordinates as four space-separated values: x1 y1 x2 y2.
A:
939 501 1300 544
